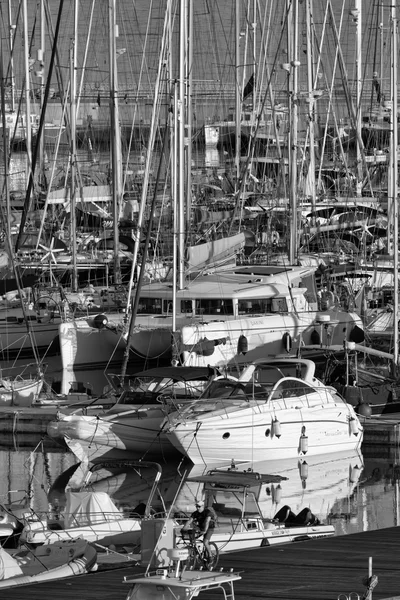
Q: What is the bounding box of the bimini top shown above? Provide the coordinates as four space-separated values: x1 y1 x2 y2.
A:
129 366 219 382
186 468 288 488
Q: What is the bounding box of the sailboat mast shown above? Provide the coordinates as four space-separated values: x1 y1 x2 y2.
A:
38 0 46 188
172 83 178 335
22 0 32 182
69 0 78 292
109 0 122 285
354 0 362 197
235 0 241 183
7 0 15 113
305 0 316 214
178 0 186 290
391 4 399 367
288 0 299 265
185 0 193 239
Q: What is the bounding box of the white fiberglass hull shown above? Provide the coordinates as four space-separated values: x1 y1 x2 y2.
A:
166 401 363 465
180 310 362 368
178 523 334 554
0 376 44 406
48 409 177 457
123 308 362 363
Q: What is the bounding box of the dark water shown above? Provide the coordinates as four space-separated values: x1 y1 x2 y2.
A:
2 436 400 541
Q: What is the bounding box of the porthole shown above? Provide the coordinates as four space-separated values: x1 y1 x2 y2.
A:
265 428 271 437
222 432 230 439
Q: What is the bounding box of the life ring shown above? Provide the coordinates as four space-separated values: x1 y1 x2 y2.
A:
282 332 292 353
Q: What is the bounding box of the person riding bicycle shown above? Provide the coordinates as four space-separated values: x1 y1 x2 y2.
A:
181 499 215 558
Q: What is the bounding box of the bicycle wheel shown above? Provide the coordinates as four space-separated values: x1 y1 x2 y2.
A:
192 539 207 569
205 542 219 569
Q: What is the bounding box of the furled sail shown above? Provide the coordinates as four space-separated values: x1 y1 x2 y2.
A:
186 232 246 273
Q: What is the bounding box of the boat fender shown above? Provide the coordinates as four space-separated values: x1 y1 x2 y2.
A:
356 402 372 418
349 464 361 484
237 334 248 355
310 329 320 345
299 427 308 454
349 325 365 344
271 484 282 504
271 417 281 438
282 332 292 353
92 314 108 329
299 460 308 486
349 416 361 436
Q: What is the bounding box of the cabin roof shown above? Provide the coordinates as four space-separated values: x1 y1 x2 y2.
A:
138 268 313 298
139 280 296 299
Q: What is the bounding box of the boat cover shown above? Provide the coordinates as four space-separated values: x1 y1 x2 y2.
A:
0 549 23 579
64 490 122 528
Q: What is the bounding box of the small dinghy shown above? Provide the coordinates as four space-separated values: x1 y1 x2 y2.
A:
0 538 97 588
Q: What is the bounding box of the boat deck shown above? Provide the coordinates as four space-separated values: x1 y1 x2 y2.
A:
4 526 400 599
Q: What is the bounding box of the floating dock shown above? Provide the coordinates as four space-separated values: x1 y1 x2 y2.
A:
3 525 400 599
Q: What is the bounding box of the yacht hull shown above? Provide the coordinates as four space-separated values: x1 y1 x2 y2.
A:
167 410 363 464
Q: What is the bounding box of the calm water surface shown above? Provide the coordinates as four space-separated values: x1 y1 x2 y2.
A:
2 439 399 540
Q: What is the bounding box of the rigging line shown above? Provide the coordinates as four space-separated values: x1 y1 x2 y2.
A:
192 426 208 468
229 2 291 232
16 0 65 253
87 415 102 449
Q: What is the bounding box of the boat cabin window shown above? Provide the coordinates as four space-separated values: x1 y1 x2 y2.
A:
202 379 245 399
161 299 194 314
209 490 260 518
254 363 307 383
195 298 234 316
271 298 288 312
271 379 314 400
238 298 288 314
180 299 194 314
137 297 162 314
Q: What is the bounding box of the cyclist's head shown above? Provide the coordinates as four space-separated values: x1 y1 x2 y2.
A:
195 499 204 510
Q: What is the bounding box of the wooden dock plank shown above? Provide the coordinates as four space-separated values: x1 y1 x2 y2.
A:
3 527 400 600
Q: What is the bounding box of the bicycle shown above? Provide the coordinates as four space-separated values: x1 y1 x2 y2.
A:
178 529 219 570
